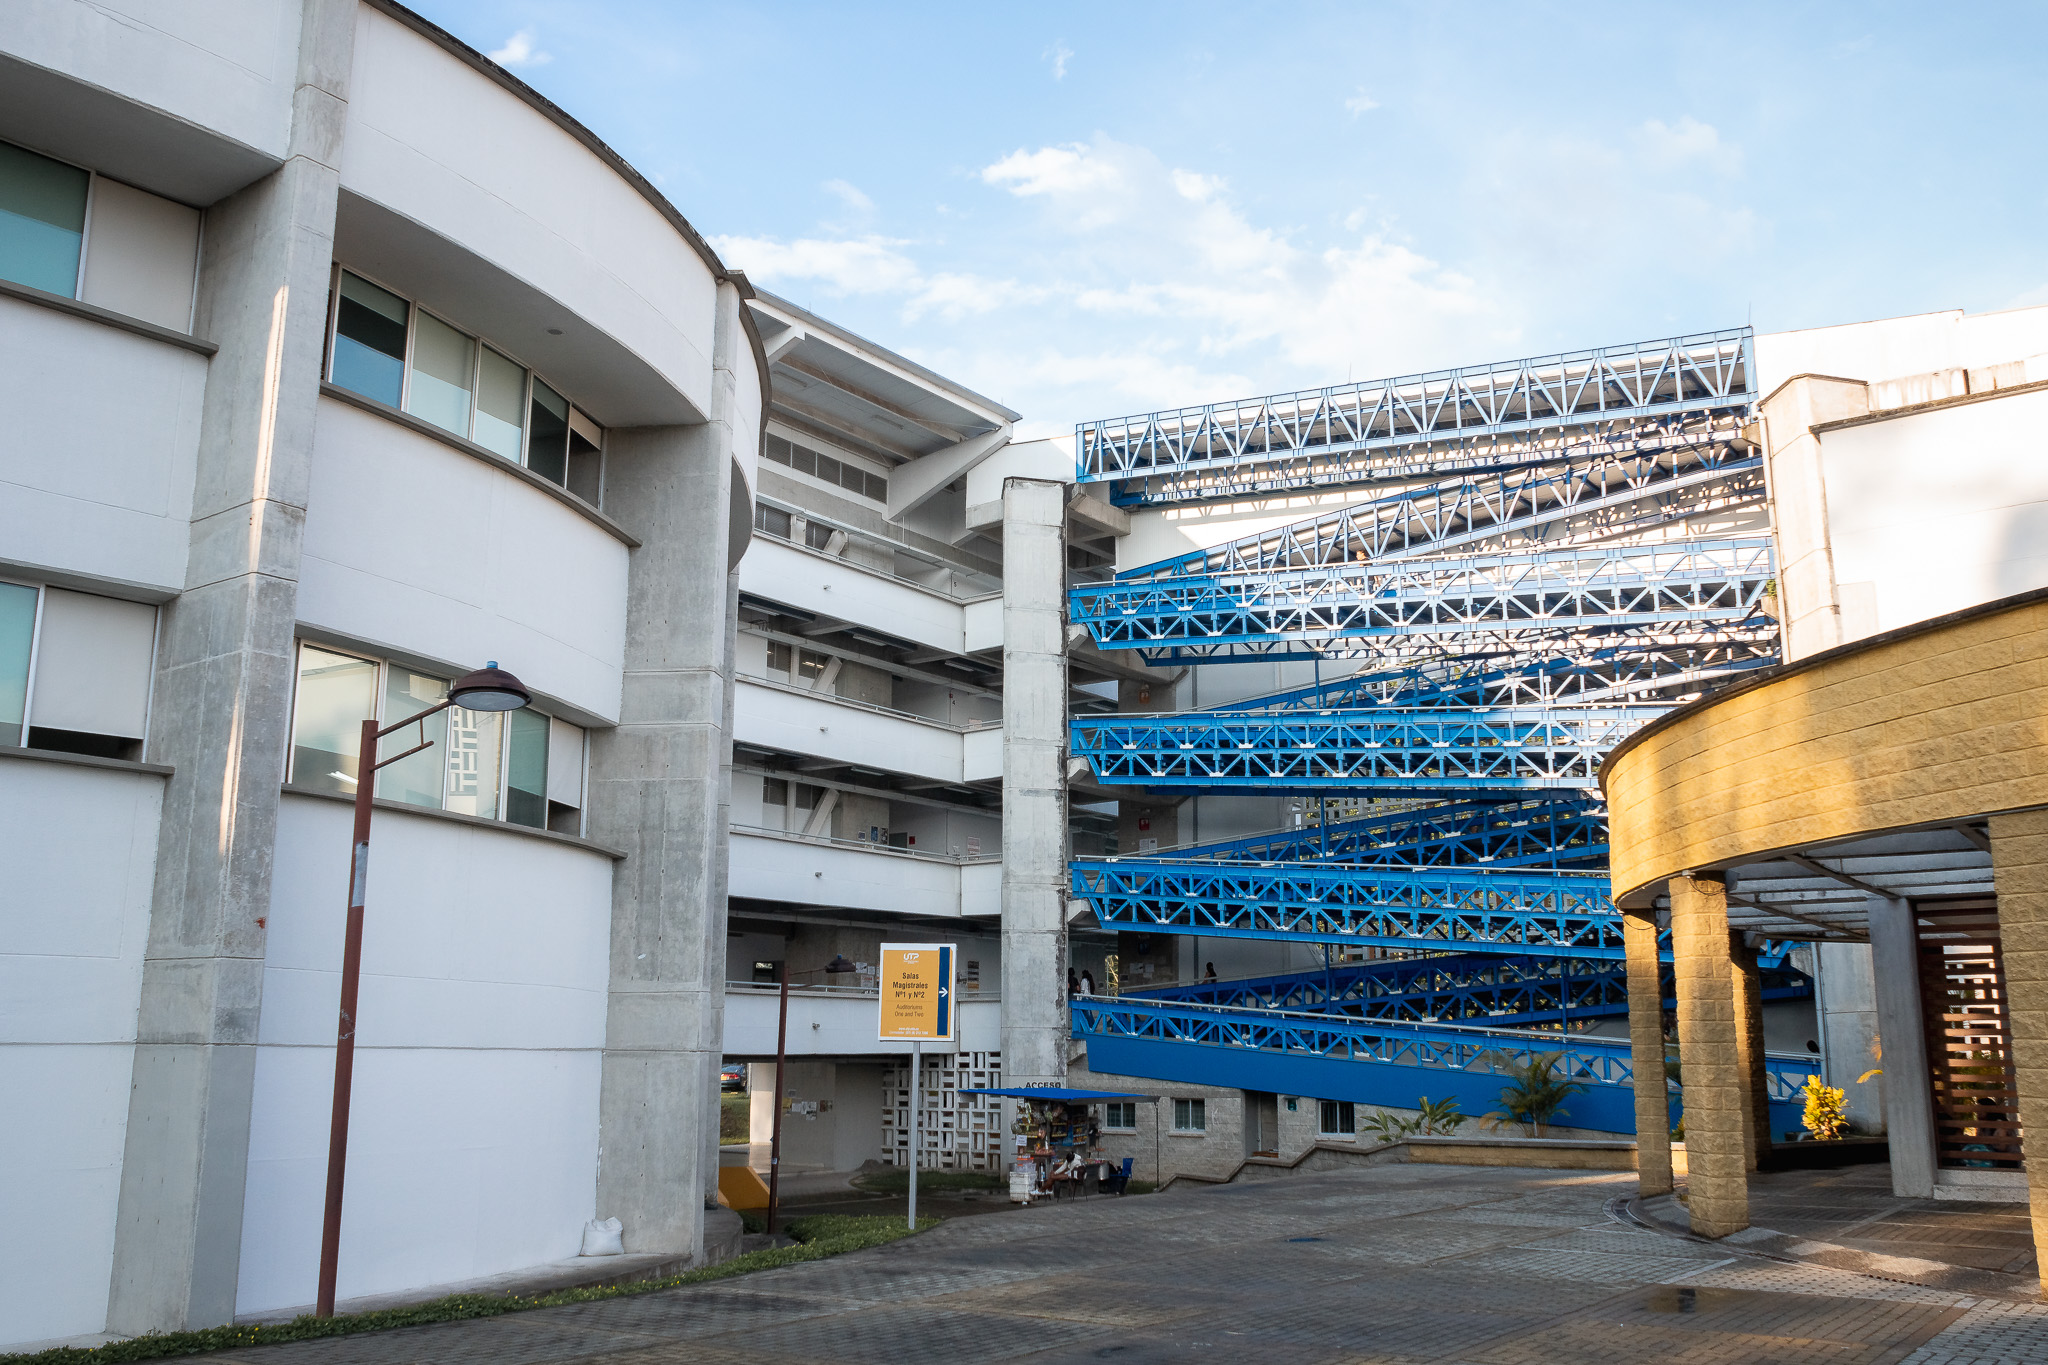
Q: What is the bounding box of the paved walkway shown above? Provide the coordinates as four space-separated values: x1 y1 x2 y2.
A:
198 1165 2045 1365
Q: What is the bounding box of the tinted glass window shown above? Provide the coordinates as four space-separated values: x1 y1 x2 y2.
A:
505 708 550 828
290 645 378 796
0 141 88 296
528 379 570 485
331 272 408 406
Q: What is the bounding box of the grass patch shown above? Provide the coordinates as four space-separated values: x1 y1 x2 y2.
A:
851 1168 1004 1195
719 1093 750 1143
4 1215 935 1365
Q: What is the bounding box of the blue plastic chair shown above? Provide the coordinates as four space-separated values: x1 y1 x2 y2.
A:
1101 1157 1134 1195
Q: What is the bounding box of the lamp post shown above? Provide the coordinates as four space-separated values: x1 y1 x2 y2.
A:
765 952 856 1234
316 661 531 1319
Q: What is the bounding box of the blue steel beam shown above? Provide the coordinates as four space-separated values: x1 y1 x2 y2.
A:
1072 537 1775 653
1076 329 1754 507
1128 955 1810 1028
1070 704 1665 791
1131 619 1778 669
1072 858 1620 956
1204 647 1778 713
1073 998 1810 1137
1150 795 1607 869
1119 446 1763 582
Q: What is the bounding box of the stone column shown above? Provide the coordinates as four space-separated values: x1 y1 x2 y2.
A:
1000 479 1069 1086
1986 809 2048 1300
1668 874 1748 1238
1622 908 1673 1196
1729 932 1774 1168
105 0 353 1335
587 282 745 1259
1867 896 1937 1198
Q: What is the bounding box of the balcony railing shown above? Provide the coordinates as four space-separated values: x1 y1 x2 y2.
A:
736 671 1001 733
750 512 1001 603
730 822 1000 865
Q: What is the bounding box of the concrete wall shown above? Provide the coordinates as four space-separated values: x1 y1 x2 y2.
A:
0 295 206 593
236 794 612 1314
301 398 631 721
0 757 166 1346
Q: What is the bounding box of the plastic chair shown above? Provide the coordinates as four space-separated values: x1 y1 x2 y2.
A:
1101 1157 1134 1196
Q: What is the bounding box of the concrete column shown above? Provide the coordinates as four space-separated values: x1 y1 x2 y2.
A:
587 282 745 1259
1622 908 1673 1196
1817 941 1884 1132
1986 810 2048 1300
1729 932 1774 1167
1000 479 1069 1086
1867 896 1937 1198
702 569 740 1211
105 0 353 1335
1669 874 1748 1238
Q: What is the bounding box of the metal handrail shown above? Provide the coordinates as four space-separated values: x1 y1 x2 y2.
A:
737 671 1002 732
731 822 1001 865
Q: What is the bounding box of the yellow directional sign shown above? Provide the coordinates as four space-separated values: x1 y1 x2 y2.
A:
878 943 956 1041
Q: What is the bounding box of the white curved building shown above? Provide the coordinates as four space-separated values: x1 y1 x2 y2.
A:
0 0 764 1346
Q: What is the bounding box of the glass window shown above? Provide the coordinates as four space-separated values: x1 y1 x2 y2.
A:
290 645 378 795
765 435 793 466
865 471 889 501
838 462 866 495
1172 1098 1206 1132
528 379 570 485
331 272 408 407
474 346 527 461
444 706 503 819
814 451 841 486
797 649 828 681
504 707 550 829
1104 1102 1137 1131
1318 1100 1356 1136
765 641 792 674
405 310 475 437
762 777 788 805
374 667 449 808
785 441 815 476
0 581 36 746
804 521 835 551
0 141 88 296
755 504 791 539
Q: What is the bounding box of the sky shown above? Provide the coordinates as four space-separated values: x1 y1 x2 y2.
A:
412 1 2048 439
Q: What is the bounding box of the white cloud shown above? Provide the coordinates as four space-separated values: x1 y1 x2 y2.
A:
1044 42 1073 80
822 178 875 214
488 29 550 68
1637 116 1743 175
1343 89 1379 116
710 234 922 295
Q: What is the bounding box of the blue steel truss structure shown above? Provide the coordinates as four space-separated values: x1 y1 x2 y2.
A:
1063 327 1789 1136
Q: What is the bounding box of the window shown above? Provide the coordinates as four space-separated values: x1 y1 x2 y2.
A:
0 580 157 758
0 140 89 296
1317 1100 1356 1137
761 777 788 806
797 649 828 682
326 267 605 499
754 504 792 540
804 521 837 552
288 641 585 833
762 433 888 502
765 641 792 675
1172 1098 1206 1133
1103 1102 1137 1132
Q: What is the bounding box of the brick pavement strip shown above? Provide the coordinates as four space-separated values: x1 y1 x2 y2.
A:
193 1168 2047 1365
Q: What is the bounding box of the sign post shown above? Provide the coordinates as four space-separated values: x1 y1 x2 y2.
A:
878 943 955 1230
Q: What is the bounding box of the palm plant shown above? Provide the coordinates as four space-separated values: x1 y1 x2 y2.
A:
1484 1052 1587 1138
1413 1095 1468 1136
1361 1108 1418 1143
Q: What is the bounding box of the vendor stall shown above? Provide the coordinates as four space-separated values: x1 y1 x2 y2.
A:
960 1086 1155 1205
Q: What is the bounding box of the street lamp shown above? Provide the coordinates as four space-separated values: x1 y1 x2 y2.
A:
765 952 856 1234
316 661 531 1318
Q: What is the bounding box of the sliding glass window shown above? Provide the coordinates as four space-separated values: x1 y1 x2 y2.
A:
527 379 571 486
0 581 37 747
505 708 550 829
331 272 409 407
405 310 476 438
0 141 88 297
375 666 450 808
289 645 379 797
474 346 528 461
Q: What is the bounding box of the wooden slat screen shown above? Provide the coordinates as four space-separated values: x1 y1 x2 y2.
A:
1915 903 2024 1171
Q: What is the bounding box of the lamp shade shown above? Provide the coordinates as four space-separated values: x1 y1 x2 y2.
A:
449 661 531 712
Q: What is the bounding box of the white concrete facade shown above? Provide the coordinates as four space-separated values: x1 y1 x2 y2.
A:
0 0 762 1347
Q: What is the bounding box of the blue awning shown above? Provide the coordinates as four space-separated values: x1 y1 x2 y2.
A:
958 1087 1156 1102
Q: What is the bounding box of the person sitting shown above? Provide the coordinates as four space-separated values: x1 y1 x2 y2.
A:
1204 962 1218 981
